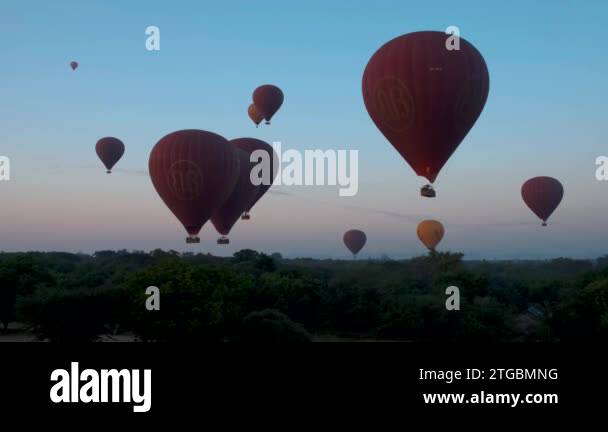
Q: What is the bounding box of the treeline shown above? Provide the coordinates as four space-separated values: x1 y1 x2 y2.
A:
0 249 607 342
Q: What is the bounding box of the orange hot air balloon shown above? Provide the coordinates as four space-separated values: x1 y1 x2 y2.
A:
343 230 367 258
521 177 563 226
95 137 125 173
362 31 489 197
230 138 278 220
148 130 240 243
417 220 444 251
70 61 78 71
248 104 264 128
211 148 259 244
253 85 284 125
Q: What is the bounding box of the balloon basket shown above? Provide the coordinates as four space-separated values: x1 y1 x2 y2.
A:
541 222 547 227
241 213 251 220
106 170 111 174
420 184 436 198
217 237 230 245
265 121 271 125
186 236 200 244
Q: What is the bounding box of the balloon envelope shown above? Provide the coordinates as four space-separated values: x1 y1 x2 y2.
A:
231 138 278 215
253 85 284 123
248 104 264 126
417 220 445 250
95 137 125 173
521 176 563 225
148 130 240 240
70 61 78 71
343 230 367 256
211 148 259 236
362 31 489 184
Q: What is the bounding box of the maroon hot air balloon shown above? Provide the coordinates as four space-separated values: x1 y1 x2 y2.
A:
521 176 564 226
148 130 240 243
95 137 125 173
252 85 284 125
343 230 367 258
362 31 489 197
211 148 259 244
70 61 78 71
230 138 278 220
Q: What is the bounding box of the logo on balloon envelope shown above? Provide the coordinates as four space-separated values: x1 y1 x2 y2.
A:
167 160 204 200
371 77 415 133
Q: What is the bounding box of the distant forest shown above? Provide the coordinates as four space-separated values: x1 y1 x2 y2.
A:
1 250 607 342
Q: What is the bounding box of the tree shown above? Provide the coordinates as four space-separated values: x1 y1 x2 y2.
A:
238 309 311 342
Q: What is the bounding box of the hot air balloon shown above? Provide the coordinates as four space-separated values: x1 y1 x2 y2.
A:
70 61 78 71
230 138 278 220
148 129 240 243
362 31 489 197
248 104 264 128
253 85 284 125
211 148 259 244
417 220 444 251
343 230 367 258
95 137 125 173
521 177 563 226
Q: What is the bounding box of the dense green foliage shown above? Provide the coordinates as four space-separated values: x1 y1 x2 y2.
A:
0 249 607 342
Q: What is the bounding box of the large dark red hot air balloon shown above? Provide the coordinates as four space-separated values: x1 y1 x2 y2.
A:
521 177 564 226
230 138 278 220
70 61 78 71
253 85 284 124
362 31 489 197
211 148 259 244
95 137 125 173
343 230 367 258
148 130 240 243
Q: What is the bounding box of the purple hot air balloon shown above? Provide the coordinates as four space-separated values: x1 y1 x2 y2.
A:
230 138 278 220
95 137 125 174
343 230 367 258
521 176 564 226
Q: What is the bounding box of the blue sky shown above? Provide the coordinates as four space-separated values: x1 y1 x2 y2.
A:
0 0 607 258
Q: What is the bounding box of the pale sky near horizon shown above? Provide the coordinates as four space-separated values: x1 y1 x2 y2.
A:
0 0 607 259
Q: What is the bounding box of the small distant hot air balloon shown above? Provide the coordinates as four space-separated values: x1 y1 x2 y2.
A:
363 31 489 197
148 130 240 243
248 104 264 128
95 137 125 173
211 148 259 244
253 85 284 125
230 138 278 220
417 220 444 251
70 61 78 71
521 177 563 226
343 230 367 258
